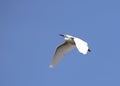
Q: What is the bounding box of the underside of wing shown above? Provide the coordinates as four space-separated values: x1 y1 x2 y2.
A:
50 42 75 68
74 37 89 54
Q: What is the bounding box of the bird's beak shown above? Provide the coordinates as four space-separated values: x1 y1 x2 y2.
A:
59 34 64 37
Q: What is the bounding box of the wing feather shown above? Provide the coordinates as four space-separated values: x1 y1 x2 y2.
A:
74 37 89 54
50 42 75 68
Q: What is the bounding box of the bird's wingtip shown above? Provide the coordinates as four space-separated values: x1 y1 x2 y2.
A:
49 65 54 68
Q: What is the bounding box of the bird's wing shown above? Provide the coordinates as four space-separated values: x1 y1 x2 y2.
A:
50 42 75 68
74 37 89 55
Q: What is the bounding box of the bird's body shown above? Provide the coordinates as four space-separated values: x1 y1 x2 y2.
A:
50 34 91 68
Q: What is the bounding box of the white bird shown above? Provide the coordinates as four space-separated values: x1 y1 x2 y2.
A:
50 34 91 68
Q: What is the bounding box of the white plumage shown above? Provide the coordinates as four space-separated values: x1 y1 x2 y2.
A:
74 37 88 54
50 34 91 68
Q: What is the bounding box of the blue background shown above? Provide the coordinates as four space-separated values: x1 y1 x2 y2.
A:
1 0 120 86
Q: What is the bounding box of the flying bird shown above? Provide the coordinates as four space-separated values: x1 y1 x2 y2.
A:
50 34 91 68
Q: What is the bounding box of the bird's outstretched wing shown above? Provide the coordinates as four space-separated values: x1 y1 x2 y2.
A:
74 37 89 54
50 42 75 68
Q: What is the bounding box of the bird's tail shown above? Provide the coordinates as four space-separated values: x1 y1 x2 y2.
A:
88 49 91 52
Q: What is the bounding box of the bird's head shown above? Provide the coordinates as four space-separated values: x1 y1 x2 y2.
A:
59 34 65 37
59 34 73 38
59 34 74 41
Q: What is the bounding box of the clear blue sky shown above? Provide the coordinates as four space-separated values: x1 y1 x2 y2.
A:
1 0 120 86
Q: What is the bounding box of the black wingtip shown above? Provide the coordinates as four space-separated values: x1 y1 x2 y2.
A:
88 49 91 52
